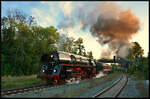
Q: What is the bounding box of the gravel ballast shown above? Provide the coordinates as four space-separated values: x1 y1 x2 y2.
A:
3 72 148 98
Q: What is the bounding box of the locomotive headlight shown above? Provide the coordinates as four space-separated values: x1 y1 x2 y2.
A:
50 55 53 58
43 70 45 72
53 69 57 73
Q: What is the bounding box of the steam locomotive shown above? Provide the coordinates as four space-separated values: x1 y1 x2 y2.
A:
37 51 102 84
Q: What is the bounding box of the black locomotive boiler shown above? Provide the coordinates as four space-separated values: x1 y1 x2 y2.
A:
37 51 101 84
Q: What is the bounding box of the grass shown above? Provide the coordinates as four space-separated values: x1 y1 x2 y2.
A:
130 72 145 80
1 75 45 89
135 80 149 97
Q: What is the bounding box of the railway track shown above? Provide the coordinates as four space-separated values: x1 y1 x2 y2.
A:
2 74 127 97
1 83 57 96
1 79 73 97
93 74 128 98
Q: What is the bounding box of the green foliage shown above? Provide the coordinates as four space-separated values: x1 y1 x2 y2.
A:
128 57 149 80
1 9 59 76
87 51 93 59
74 37 84 55
126 42 148 80
59 36 75 53
1 9 94 76
58 36 92 58
127 42 144 60
1 75 44 89
112 64 125 73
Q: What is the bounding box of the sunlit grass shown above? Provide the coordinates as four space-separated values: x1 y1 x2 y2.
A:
1 75 45 89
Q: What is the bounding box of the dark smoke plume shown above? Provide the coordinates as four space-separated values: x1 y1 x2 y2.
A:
90 8 140 58
90 9 140 40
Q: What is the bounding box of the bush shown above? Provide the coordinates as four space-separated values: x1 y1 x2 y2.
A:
128 57 149 80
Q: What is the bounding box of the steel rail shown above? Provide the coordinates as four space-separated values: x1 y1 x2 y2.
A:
1 83 55 96
93 74 127 98
113 74 128 98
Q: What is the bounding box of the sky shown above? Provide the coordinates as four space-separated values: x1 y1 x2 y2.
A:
1 1 149 59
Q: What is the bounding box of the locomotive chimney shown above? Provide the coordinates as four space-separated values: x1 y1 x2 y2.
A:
113 56 116 63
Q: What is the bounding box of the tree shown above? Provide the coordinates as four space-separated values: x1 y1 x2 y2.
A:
74 37 85 55
127 42 144 60
83 47 87 57
1 9 59 76
57 36 88 57
58 35 75 53
127 42 148 80
28 16 36 26
87 51 93 59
